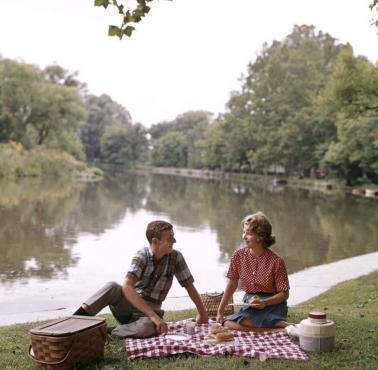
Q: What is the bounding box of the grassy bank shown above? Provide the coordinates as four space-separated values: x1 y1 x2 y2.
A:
1 271 377 370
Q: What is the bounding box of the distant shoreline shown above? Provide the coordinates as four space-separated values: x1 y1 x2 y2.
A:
136 165 378 199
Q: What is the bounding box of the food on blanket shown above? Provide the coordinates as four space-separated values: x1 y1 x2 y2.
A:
215 331 234 342
248 295 260 304
210 324 228 335
205 326 234 343
205 331 234 343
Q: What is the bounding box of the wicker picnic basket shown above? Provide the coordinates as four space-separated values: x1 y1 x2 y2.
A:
28 316 107 370
200 292 234 317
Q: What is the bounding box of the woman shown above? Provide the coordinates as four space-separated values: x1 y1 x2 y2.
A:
216 212 290 331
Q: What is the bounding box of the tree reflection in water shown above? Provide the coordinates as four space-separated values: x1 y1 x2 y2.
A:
0 171 377 284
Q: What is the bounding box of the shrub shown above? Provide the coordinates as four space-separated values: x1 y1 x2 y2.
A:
0 142 85 178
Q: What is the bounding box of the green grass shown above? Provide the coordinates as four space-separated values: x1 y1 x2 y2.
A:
1 271 377 370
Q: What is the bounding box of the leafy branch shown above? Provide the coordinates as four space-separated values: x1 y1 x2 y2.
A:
370 0 378 29
94 0 162 39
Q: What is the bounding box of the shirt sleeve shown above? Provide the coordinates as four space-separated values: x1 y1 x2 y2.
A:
126 248 147 281
226 251 240 281
175 251 194 287
274 257 290 292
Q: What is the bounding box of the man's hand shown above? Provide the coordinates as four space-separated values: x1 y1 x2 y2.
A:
150 315 168 334
216 312 224 324
195 312 208 324
185 283 210 325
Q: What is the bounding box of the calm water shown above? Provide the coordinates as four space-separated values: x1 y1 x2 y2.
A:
1 171 377 324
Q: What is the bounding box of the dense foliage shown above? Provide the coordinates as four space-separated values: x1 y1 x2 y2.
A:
1 23 377 184
149 111 212 168
0 58 146 177
147 25 378 185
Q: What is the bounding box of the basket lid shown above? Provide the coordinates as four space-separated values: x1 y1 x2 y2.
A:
30 316 106 337
308 311 327 320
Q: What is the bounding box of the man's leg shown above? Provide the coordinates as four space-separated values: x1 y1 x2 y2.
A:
111 304 164 338
75 281 164 338
75 281 133 323
111 316 156 338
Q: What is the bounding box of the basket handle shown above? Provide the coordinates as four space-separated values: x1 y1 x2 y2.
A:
204 292 224 298
28 342 73 366
98 326 110 345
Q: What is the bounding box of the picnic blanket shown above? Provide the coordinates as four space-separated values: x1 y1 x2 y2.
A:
125 318 308 361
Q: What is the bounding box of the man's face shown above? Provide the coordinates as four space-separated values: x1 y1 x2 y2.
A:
156 229 176 255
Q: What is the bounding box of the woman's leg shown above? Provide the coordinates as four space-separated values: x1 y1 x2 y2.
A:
224 318 263 332
224 318 286 332
274 320 290 328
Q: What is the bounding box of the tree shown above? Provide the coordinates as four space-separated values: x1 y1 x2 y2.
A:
0 59 86 157
150 131 188 167
100 123 148 165
149 111 211 168
0 59 41 142
80 94 132 161
43 64 85 89
196 121 227 170
206 25 342 175
320 47 378 184
27 83 86 147
325 116 378 184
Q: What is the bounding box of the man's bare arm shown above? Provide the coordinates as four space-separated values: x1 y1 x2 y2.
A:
122 276 168 334
185 283 209 324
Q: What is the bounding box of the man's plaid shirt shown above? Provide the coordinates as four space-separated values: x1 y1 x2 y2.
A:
126 247 194 306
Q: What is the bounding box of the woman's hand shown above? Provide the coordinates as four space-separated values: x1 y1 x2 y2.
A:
249 297 266 310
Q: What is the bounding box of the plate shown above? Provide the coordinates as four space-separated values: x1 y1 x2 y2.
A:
163 333 191 341
229 303 251 307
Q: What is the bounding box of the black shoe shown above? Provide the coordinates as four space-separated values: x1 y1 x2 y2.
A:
107 326 116 335
73 307 91 316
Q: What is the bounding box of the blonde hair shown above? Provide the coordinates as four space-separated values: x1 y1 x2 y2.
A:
241 212 276 248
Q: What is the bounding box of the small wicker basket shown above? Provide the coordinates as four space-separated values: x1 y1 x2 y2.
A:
28 316 107 369
200 292 234 317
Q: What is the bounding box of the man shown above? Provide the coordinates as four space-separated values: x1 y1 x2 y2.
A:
73 220 208 338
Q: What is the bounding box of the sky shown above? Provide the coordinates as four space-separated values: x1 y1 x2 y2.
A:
0 0 377 127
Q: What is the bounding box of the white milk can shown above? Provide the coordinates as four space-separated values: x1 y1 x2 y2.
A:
298 311 335 352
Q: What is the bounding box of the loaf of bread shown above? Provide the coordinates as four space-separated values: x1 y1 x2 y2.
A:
215 331 234 342
210 324 228 335
204 329 234 343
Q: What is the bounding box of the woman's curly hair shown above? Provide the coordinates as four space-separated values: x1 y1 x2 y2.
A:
241 212 276 248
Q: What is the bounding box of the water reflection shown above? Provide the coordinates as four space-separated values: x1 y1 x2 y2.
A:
145 173 378 272
0 179 83 282
0 172 377 284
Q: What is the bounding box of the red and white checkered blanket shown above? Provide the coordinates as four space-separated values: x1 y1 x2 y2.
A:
125 318 308 361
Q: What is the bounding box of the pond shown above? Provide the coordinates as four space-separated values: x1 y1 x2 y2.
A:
1 171 377 325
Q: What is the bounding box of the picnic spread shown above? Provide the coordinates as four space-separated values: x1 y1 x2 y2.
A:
125 318 308 361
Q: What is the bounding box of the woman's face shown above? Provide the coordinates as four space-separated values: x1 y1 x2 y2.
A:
242 224 258 248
